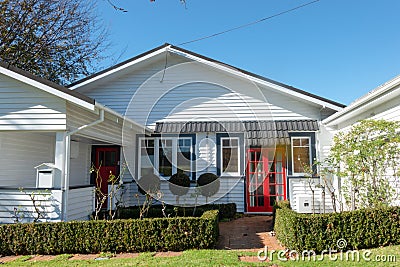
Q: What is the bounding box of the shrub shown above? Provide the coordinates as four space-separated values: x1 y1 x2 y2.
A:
0 210 219 256
197 173 220 198
117 203 236 221
137 173 160 195
169 172 190 196
274 201 400 253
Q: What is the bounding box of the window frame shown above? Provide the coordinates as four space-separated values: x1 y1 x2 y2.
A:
138 136 194 180
220 136 240 176
290 136 312 176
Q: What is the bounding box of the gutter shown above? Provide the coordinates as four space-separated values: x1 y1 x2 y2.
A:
95 102 153 135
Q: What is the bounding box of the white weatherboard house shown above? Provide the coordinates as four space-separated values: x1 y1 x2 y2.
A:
0 44 346 223
324 74 400 207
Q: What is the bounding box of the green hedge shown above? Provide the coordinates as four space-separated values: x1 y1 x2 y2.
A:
274 201 400 252
0 210 219 256
117 203 236 220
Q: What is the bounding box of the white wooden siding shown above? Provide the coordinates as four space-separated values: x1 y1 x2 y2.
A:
67 103 123 145
69 142 91 186
67 186 94 221
0 189 62 224
0 73 66 130
0 132 55 187
125 177 244 212
76 56 326 127
289 178 334 213
77 56 189 115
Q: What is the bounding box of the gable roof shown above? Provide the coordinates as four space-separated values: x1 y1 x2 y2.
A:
68 43 345 111
0 61 95 110
323 74 400 126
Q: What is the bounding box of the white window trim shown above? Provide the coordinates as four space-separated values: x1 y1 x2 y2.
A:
138 137 192 180
291 136 312 176
220 137 240 176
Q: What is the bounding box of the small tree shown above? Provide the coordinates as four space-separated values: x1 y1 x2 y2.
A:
301 162 320 214
197 173 220 203
136 173 161 219
329 119 400 210
169 171 190 204
91 163 125 220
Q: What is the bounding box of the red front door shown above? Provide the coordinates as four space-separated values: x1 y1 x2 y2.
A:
94 147 120 208
246 147 286 212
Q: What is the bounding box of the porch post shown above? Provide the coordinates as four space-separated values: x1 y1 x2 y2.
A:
55 132 70 221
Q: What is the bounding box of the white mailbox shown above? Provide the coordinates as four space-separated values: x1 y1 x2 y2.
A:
35 163 61 188
296 195 320 213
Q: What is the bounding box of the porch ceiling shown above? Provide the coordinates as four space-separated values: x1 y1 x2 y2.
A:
155 120 319 146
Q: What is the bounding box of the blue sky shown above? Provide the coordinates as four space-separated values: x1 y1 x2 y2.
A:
97 0 400 105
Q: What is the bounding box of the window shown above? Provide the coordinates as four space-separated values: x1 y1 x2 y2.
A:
221 137 239 175
139 137 192 179
291 137 311 174
140 139 155 177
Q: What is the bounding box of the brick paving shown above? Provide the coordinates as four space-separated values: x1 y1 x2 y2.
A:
217 215 284 251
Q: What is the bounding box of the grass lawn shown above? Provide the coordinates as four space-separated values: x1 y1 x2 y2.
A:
2 245 399 266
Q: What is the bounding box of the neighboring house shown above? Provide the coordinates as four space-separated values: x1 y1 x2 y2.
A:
0 62 149 223
69 43 345 214
323 74 400 207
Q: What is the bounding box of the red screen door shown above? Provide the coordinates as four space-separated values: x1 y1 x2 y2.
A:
246 147 286 212
95 147 120 208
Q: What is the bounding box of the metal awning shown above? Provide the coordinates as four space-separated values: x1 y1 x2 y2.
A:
154 120 319 146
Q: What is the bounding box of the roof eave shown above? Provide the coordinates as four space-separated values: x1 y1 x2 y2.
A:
0 62 95 111
323 75 400 126
68 43 171 90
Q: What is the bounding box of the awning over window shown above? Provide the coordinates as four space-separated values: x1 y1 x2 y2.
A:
154 120 319 146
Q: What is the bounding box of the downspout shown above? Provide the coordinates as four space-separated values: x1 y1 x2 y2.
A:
62 108 104 221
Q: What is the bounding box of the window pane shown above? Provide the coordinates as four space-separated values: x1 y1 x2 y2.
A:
177 139 191 176
223 147 238 173
98 151 104 166
159 145 172 177
269 196 276 207
140 140 154 178
301 138 309 146
292 139 301 146
258 196 264 206
269 185 276 195
105 151 117 166
276 173 283 184
222 139 230 146
140 139 155 177
269 173 275 184
293 147 310 173
231 138 238 146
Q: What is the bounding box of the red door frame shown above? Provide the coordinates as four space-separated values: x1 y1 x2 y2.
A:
94 146 120 208
246 147 287 212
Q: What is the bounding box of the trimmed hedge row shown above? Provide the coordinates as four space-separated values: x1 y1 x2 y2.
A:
0 210 219 256
117 203 236 220
274 201 400 252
